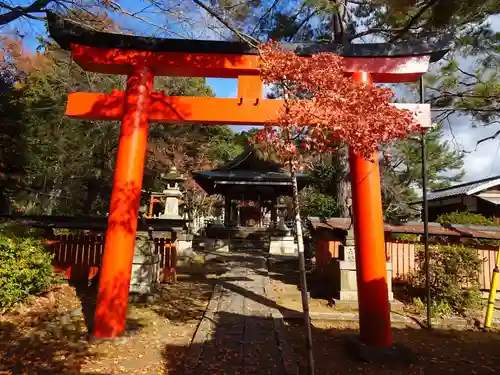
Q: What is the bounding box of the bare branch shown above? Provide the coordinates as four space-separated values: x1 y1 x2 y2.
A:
104 0 191 39
0 0 51 25
191 0 259 47
286 9 319 42
250 0 281 36
488 139 500 176
349 27 392 41
456 66 480 80
388 0 439 43
477 129 500 146
476 123 500 147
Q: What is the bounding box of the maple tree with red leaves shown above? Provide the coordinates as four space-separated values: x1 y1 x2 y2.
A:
253 41 420 165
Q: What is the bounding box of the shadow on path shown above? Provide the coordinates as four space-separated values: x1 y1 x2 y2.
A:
162 313 500 375
161 253 297 375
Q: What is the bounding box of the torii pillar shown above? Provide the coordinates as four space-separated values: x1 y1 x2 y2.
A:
349 71 391 347
93 66 153 338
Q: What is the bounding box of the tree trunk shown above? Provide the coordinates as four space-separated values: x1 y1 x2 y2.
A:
333 143 351 218
84 179 99 215
0 188 12 214
337 176 352 218
331 6 351 217
186 206 194 234
290 166 315 375
45 188 61 215
332 0 347 44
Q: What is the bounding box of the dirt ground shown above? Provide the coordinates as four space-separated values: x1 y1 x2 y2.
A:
0 277 213 375
269 275 341 314
270 259 500 374
267 259 497 321
268 259 361 314
286 320 500 375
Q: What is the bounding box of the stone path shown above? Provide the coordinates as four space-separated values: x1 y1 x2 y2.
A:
183 253 298 375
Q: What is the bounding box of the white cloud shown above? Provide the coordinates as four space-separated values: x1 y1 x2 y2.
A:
440 114 500 181
263 84 274 98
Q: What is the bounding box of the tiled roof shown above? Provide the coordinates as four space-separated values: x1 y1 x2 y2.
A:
427 175 500 201
308 217 500 240
477 196 500 205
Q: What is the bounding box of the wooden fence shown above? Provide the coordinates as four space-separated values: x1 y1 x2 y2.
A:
386 241 499 291
47 234 499 291
47 234 177 283
315 239 499 291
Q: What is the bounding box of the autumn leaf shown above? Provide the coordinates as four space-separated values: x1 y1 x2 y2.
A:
254 41 420 164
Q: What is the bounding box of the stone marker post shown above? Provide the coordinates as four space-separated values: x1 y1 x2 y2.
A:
334 227 393 301
130 231 160 295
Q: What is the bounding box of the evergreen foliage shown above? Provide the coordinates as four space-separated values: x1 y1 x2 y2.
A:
436 211 497 226
0 21 243 216
0 226 56 309
411 244 483 317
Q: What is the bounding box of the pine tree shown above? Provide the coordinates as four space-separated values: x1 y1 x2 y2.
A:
380 124 464 219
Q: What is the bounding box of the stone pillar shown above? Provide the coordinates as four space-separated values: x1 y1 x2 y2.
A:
269 201 296 255
230 201 238 227
270 199 278 228
276 203 290 234
269 236 297 255
205 237 230 253
176 232 194 257
236 204 241 227
130 231 160 295
334 228 393 301
335 228 357 301
161 182 183 219
224 197 231 226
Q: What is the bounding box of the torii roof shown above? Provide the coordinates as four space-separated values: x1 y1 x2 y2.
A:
46 11 450 62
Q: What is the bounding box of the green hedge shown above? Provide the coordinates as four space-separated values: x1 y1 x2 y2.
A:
410 244 483 317
0 227 56 309
436 211 496 226
300 190 339 219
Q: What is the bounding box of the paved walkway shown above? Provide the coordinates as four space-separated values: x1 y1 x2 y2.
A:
183 253 298 375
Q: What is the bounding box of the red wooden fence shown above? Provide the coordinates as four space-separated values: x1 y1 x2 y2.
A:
387 241 416 283
315 239 499 291
47 234 177 283
384 241 499 291
47 234 499 291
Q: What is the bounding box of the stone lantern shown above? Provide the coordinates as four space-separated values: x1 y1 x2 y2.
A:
269 198 296 255
276 200 290 234
160 166 185 219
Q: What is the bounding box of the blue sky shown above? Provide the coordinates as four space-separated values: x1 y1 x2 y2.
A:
206 79 257 133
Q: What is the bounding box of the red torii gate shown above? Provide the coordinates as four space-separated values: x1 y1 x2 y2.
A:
47 12 447 347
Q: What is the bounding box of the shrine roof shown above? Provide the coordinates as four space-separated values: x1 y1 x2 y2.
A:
216 145 286 172
195 170 308 183
46 12 450 62
194 145 308 181
193 146 310 196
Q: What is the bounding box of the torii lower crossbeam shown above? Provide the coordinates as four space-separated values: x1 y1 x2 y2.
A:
66 92 432 127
